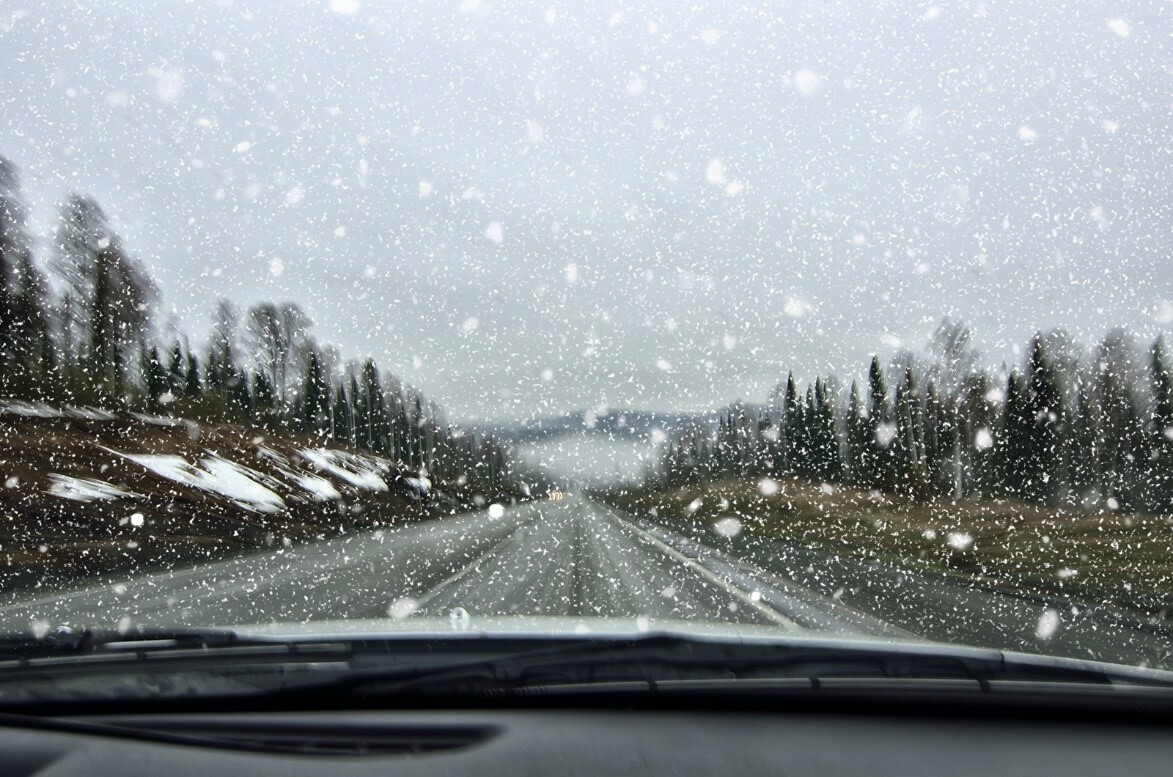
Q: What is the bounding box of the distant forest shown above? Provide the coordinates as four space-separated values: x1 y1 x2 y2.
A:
661 322 1173 516
0 156 508 492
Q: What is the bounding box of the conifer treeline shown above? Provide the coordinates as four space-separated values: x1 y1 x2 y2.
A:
660 320 1173 514
0 156 508 492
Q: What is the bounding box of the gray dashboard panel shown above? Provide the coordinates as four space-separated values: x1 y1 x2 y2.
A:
6 710 1171 777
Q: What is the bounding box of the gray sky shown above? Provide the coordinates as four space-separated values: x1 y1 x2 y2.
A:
2 0 1169 423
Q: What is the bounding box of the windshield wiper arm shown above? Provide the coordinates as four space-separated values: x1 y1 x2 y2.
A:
3 630 1169 701
0 626 245 658
0 626 312 670
271 634 1173 699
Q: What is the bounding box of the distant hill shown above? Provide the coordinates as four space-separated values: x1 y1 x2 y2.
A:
476 403 768 444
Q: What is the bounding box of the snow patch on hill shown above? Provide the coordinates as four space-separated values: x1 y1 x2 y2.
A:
2 405 435 519
1 401 65 418
292 473 342 502
299 448 388 492
114 451 287 513
46 475 134 502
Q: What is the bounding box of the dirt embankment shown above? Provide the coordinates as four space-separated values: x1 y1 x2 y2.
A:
0 403 485 594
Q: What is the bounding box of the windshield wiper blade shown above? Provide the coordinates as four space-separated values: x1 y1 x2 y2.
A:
2 630 1169 701
0 626 272 662
270 634 1173 699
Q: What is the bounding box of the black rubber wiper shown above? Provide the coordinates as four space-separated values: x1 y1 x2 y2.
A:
0 626 347 673
2 630 1170 701
0 626 241 659
271 634 1173 699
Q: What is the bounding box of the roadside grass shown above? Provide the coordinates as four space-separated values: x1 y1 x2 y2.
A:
607 477 1173 618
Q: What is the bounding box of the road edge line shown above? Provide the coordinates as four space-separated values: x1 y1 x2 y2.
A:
602 508 801 631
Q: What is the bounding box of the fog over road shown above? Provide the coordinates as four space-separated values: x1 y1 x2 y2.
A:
0 495 901 638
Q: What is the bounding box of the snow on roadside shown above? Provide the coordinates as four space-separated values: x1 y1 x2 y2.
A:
257 446 344 502
293 474 342 502
46 474 134 502
66 406 118 421
114 451 286 513
0 401 65 418
5 407 430 515
199 457 288 513
403 475 432 496
1 402 167 424
299 448 388 492
0 402 147 423
130 412 183 427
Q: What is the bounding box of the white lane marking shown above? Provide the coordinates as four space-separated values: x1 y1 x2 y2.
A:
409 512 544 612
629 517 917 639
598 508 800 631
410 542 510 612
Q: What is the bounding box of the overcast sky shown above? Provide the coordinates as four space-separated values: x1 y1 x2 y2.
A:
2 0 1169 423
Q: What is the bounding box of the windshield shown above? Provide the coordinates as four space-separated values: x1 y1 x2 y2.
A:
0 0 1170 677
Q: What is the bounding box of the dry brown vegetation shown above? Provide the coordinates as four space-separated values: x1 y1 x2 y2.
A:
611 476 1173 617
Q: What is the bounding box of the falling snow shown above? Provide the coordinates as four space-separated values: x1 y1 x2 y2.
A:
0 0 1167 679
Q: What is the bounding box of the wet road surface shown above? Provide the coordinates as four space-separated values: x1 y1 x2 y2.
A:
0 494 902 637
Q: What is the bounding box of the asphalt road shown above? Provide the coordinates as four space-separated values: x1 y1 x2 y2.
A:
2 493 1170 670
0 494 904 638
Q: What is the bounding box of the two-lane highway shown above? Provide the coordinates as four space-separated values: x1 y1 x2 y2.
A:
0 494 901 637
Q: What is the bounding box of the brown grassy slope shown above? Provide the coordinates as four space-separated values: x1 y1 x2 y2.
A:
607 476 1173 617
0 407 467 593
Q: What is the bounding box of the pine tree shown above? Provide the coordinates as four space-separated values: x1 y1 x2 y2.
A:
846 380 869 484
782 372 800 472
0 157 19 380
958 372 996 498
167 342 186 399
1000 371 1032 498
144 346 169 410
409 395 426 468
1067 377 1099 501
180 353 200 404
229 365 253 417
347 374 361 444
923 380 949 496
865 356 893 487
792 384 815 475
300 348 330 435
53 195 156 400
0 157 52 396
205 299 239 397
893 365 926 491
253 371 276 426
1094 331 1147 510
1148 337 1173 511
359 359 390 454
333 383 353 444
1025 334 1064 503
